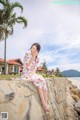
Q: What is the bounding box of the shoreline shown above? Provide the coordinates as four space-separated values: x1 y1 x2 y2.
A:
67 77 80 90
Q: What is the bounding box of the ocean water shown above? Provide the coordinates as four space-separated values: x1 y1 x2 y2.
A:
67 77 80 80
67 77 80 89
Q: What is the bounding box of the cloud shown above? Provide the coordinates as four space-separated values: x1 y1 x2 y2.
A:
49 63 80 72
0 0 80 71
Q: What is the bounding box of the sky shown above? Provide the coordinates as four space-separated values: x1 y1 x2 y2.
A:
0 0 80 72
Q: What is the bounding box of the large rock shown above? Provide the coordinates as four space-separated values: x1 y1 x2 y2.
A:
74 99 80 116
67 79 80 120
0 77 79 120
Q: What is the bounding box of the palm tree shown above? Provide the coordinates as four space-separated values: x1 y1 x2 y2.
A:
0 0 27 74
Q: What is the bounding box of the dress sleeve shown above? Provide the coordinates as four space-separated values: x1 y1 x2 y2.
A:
23 52 31 65
21 52 31 78
35 57 39 71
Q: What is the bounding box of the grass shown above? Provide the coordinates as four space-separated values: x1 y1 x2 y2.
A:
0 74 57 80
0 74 21 80
37 73 57 78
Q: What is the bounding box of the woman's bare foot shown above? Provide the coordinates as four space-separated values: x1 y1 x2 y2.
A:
43 104 50 112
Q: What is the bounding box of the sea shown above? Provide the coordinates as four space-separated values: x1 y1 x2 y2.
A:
67 77 80 90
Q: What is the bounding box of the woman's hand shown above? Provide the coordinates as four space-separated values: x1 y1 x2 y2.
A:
26 51 38 66
32 51 38 59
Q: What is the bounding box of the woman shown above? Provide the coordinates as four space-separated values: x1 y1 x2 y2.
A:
15 43 50 112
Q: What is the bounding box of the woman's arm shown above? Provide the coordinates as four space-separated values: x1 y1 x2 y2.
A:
30 57 39 76
26 56 34 66
25 51 38 67
23 52 34 67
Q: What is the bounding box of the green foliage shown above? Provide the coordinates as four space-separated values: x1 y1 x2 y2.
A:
42 61 47 70
55 67 63 77
0 0 27 41
0 0 27 74
0 74 20 80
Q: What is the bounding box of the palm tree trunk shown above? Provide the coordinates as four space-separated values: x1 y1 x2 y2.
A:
4 32 7 74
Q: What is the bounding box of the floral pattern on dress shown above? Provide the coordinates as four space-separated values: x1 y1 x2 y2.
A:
21 50 47 90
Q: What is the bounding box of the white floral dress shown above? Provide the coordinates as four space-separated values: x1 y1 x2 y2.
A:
21 50 47 90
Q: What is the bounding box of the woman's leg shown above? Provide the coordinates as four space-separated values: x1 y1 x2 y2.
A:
43 88 49 104
31 74 50 111
37 87 50 111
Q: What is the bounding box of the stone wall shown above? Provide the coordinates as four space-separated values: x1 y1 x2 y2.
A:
0 78 79 120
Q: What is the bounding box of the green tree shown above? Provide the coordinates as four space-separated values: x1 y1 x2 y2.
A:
41 61 48 77
0 0 27 74
55 67 63 77
42 61 47 70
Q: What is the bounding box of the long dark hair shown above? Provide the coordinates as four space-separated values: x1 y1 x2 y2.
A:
30 43 41 53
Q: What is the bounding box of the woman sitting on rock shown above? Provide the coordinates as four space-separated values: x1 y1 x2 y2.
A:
21 43 50 112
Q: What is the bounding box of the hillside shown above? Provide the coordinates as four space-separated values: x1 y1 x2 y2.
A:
61 69 80 77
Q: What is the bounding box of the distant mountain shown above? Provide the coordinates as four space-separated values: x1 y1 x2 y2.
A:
61 69 80 77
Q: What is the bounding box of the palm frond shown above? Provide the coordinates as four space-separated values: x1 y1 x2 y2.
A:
0 9 4 24
11 2 23 12
0 27 5 41
6 28 13 37
11 13 16 18
0 0 6 7
0 0 27 42
0 33 4 41
0 24 13 41
8 13 16 25
8 25 14 35
16 16 27 28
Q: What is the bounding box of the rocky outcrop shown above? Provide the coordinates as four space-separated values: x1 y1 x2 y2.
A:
68 80 80 120
0 77 79 120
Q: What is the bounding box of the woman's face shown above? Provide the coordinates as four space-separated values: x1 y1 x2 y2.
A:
31 45 37 53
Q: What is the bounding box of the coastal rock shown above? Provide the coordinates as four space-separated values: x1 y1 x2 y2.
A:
0 77 79 120
69 80 80 102
68 79 80 120
74 100 80 115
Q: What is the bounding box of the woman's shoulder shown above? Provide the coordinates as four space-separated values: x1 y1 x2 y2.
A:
24 50 31 59
25 50 31 55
